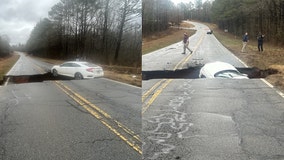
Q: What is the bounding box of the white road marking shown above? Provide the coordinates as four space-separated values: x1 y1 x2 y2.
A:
261 78 284 98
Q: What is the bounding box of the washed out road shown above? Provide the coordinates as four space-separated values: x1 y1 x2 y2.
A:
0 53 141 159
142 21 284 160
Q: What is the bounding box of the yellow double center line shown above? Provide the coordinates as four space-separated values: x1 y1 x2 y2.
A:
174 32 206 70
142 32 206 114
142 79 173 114
54 81 142 154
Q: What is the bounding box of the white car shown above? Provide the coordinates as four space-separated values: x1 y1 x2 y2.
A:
199 61 248 79
51 61 104 79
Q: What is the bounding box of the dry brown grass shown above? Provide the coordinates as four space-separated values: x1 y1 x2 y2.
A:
104 70 141 87
205 22 284 92
142 22 195 54
102 65 141 87
0 53 20 82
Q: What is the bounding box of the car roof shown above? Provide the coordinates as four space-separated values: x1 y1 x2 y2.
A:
63 61 100 67
202 61 238 76
63 61 92 65
64 61 87 64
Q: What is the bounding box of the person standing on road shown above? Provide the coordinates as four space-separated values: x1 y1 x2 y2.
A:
241 32 249 52
183 32 193 54
257 32 265 52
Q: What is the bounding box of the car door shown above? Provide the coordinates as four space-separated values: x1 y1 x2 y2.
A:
59 63 72 77
69 63 81 77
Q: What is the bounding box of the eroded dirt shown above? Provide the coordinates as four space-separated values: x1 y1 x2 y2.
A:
142 67 278 80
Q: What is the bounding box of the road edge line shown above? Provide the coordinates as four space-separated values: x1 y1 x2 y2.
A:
4 77 10 86
6 52 21 76
261 78 284 98
142 79 173 114
102 78 141 88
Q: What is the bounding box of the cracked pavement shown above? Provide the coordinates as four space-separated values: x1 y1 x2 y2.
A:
142 79 284 160
0 79 141 159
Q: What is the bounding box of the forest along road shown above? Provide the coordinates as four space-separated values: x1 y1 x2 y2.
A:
142 21 284 160
0 54 141 159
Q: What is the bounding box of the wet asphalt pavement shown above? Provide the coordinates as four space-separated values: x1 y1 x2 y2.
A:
142 21 284 160
0 52 141 159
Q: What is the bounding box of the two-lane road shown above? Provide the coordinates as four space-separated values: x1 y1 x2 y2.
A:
142 21 284 160
0 53 141 159
142 21 246 72
6 52 52 76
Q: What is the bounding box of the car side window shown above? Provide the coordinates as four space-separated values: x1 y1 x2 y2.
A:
62 63 75 67
61 63 69 67
71 63 81 67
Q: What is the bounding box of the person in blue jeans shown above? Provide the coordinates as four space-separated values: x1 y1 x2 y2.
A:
183 32 193 54
257 32 265 52
241 32 249 52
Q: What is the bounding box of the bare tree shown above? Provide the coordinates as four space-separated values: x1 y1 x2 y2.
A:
114 0 141 62
26 0 142 66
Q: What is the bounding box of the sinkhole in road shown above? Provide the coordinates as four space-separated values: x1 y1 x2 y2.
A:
1 73 73 85
142 67 278 80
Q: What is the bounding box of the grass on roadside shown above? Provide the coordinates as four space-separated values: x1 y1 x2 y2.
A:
142 22 196 54
0 53 20 82
205 22 284 92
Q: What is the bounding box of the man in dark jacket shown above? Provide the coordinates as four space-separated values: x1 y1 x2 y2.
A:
257 32 265 52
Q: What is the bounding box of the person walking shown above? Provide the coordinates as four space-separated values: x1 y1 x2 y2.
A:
257 32 265 52
183 32 193 54
241 32 249 52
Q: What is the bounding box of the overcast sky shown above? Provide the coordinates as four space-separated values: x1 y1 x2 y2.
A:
0 0 59 45
171 0 209 5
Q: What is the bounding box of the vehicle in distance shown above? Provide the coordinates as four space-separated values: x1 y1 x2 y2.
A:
199 61 248 79
51 61 104 80
207 29 213 34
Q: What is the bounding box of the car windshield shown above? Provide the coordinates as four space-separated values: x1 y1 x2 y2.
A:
214 70 243 78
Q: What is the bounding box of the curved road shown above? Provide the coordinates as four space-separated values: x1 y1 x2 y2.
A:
142 21 284 160
142 21 246 72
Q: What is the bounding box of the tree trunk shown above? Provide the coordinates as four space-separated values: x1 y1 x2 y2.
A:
114 0 127 61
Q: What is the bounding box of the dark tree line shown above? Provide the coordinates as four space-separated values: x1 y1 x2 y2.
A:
142 0 173 36
0 35 10 57
210 0 284 44
26 0 141 66
143 0 284 45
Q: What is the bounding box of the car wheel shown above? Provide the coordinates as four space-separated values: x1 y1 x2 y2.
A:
52 69 58 77
74 72 83 80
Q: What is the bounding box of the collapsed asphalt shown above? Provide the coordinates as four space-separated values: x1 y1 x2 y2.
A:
1 73 73 85
142 67 278 80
